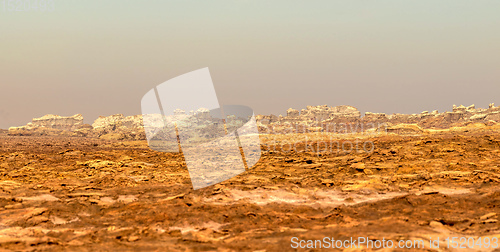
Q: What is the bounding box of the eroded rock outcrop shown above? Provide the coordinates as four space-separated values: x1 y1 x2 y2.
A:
257 103 500 134
31 114 84 131
6 102 499 139
92 114 145 140
8 114 91 137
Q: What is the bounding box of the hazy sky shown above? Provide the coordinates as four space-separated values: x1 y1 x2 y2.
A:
1 0 499 129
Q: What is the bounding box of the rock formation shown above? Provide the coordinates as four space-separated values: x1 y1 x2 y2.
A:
31 114 85 130
92 114 145 140
6 102 500 139
8 114 91 137
257 103 500 134
7 113 146 139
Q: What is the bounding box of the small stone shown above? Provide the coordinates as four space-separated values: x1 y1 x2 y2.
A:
117 195 138 204
429 221 444 228
350 163 365 170
26 216 49 226
4 203 23 209
480 212 497 220
128 236 140 242
321 179 335 187
50 216 68 225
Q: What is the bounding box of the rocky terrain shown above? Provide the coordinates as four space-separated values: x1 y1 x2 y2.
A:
7 114 143 140
7 114 91 137
1 110 500 250
257 103 500 134
2 104 500 251
7 103 500 142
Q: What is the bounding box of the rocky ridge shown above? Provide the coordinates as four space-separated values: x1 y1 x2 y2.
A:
257 103 500 134
6 103 500 139
7 114 92 137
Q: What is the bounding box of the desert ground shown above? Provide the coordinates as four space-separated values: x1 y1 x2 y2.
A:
1 124 500 251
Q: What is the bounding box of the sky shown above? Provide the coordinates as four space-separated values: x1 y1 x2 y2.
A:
0 0 499 129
